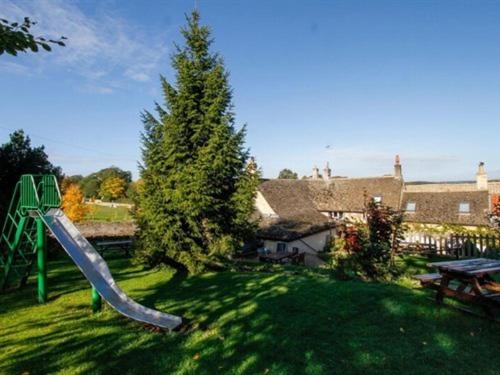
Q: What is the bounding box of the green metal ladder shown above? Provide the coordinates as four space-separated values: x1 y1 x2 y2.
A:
0 175 61 297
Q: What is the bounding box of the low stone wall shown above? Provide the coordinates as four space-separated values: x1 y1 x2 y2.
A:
74 221 137 239
47 221 137 257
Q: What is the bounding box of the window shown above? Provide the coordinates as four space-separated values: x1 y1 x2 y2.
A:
373 196 382 204
406 202 416 212
332 211 344 219
276 242 287 253
459 202 470 214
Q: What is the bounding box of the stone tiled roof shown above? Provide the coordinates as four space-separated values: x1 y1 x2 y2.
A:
257 176 492 241
256 177 403 240
256 180 333 241
402 191 490 226
309 177 403 212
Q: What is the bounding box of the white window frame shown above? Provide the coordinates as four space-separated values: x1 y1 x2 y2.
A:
459 202 470 214
406 202 416 212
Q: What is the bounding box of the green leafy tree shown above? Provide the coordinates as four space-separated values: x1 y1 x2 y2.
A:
94 167 132 185
80 176 100 199
0 17 66 56
79 167 132 199
0 130 61 222
135 11 260 273
278 168 298 179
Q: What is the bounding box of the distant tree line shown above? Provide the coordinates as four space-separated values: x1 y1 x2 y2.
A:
0 129 137 227
278 168 298 179
65 167 136 202
0 130 61 223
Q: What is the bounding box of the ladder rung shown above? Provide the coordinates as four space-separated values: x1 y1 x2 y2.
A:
7 214 18 228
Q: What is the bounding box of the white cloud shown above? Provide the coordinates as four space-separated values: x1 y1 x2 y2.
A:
0 61 32 75
0 0 169 90
124 69 151 82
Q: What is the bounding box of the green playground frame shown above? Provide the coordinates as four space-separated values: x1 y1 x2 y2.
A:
0 175 101 309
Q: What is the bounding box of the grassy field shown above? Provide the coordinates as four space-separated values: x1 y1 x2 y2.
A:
84 204 132 222
1 256 499 374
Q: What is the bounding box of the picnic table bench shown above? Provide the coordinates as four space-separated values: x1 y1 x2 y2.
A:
95 239 133 257
414 258 500 319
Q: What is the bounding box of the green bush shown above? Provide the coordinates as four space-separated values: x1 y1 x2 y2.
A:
331 200 404 280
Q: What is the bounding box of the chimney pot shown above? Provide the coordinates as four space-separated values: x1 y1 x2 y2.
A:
323 162 331 181
394 155 403 179
312 165 320 180
476 161 488 190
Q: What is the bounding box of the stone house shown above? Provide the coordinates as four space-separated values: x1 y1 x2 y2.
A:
255 157 498 254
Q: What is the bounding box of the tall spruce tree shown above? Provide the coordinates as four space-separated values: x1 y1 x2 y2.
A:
135 11 260 273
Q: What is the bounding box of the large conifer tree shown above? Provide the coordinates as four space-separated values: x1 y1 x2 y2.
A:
135 11 259 273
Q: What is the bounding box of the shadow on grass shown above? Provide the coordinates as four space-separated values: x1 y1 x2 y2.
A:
1 257 500 374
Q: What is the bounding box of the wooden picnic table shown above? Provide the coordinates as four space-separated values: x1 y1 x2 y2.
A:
419 258 500 318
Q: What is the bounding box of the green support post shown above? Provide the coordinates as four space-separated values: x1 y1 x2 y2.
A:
91 286 102 312
36 217 47 303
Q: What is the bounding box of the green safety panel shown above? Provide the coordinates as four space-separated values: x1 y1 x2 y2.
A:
0 175 61 290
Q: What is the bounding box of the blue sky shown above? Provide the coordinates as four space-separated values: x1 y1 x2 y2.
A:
1 0 499 181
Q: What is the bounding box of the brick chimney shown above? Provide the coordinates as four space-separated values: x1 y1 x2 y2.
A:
323 162 331 181
394 154 403 179
476 161 488 190
312 165 320 180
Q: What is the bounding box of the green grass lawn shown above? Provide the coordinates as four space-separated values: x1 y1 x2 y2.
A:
1 256 499 374
84 204 132 222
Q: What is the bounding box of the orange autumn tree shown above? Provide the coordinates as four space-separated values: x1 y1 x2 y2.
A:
62 183 89 222
99 176 126 201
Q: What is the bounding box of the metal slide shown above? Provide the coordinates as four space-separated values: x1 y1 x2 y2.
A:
40 208 182 331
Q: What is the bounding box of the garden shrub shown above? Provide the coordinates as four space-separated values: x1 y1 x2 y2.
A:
331 199 404 280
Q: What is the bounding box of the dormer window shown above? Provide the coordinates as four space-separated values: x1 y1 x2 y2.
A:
406 202 416 212
373 196 382 204
459 202 470 214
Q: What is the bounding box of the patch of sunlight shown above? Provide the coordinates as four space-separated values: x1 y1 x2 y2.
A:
435 333 456 355
356 350 386 367
235 354 259 373
305 351 325 375
200 327 221 341
238 301 258 315
394 276 419 288
381 299 405 315
117 333 153 353
254 285 289 299
59 362 96 375
258 274 283 285
248 332 269 343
